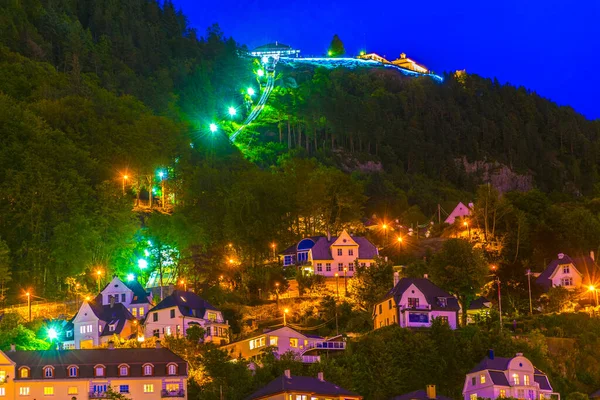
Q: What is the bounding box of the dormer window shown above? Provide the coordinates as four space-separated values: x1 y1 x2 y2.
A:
143 364 154 376
19 367 30 378
109 324 116 332
438 297 447 307
480 373 485 384
180 296 187 302
119 364 130 377
67 365 78 377
94 365 106 377
43 366 54 378
167 363 178 375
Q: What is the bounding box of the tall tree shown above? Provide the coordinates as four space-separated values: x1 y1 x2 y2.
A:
328 34 345 57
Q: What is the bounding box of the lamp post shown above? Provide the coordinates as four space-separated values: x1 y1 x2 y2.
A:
589 285 599 308
335 273 339 298
397 236 403 253
96 270 102 292
25 291 31 322
283 308 289 326
180 279 187 292
497 276 502 330
343 267 348 297
122 174 128 195
271 243 276 260
463 221 471 240
275 283 280 308
382 223 388 246
158 171 166 209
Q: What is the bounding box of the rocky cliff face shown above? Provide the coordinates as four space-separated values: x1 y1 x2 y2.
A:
459 157 534 193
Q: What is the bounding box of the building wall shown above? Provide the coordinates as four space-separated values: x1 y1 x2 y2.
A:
72 302 100 349
373 298 398 329
550 262 583 289
144 307 229 344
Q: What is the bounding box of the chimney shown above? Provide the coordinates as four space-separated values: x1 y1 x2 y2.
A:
156 340 162 349
591 251 595 262
9 344 15 352
108 341 114 350
393 272 400 287
488 349 494 360
516 352 523 357
426 385 436 400
327 230 331 241
317 372 324 381
558 253 564 260
423 274 429 279
284 369 291 379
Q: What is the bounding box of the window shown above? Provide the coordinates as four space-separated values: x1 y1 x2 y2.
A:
524 375 530 385
437 316 449 324
348 249 354 256
139 307 144 317
407 297 419 308
44 386 54 395
119 365 129 376
170 309 176 318
68 366 78 377
337 249 342 256
499 390 506 398
132 308 137 317
109 324 116 332
317 263 322 272
66 330 73 337
92 384 107 393
349 264 354 271
438 297 447 307
471 377 476 386
388 299 392 309
143 364 154 376
337 263 343 271
19 387 30 396
87 324 92 333
378 304 383 314
166 326 172 336
207 312 217 321
95 365 105 377
386 318 389 325
408 313 429 323
249 337 265 350
152 329 160 337
563 266 570 274
284 255 293 266
326 263 331 272
79 326 85 334
121 293 126 302
561 277 573 286
19 368 29 378
44 366 54 378
518 389 525 399
153 312 158 322
119 385 130 393
470 394 477 400
168 364 178 375
290 338 298 347
143 384 154 393
269 336 278 346
513 373 520 385
296 395 308 400
480 373 486 384
0 387 5 396
68 387 78 395
0 370 5 382
166 383 180 393
529 390 535 399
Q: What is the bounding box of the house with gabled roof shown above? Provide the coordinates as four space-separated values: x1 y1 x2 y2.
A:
444 202 473 224
221 326 345 364
536 252 600 291
246 370 361 400
144 290 230 344
391 385 453 400
99 276 154 319
373 273 460 330
463 350 558 400
280 230 378 277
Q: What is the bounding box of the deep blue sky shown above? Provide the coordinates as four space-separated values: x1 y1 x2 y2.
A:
173 0 600 120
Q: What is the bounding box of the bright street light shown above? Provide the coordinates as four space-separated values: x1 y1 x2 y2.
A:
127 274 135 282
247 87 255 96
228 107 237 117
257 69 264 77
261 56 268 63
209 123 218 133
47 328 58 341
138 259 148 269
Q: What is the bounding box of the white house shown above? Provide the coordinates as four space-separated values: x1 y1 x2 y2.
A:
536 253 600 291
280 230 378 277
222 326 345 364
144 290 230 344
99 276 154 318
373 273 460 330
463 351 559 400
444 202 473 224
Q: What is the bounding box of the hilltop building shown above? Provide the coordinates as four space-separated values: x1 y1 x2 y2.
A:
536 253 600 291
250 42 300 58
390 53 429 73
373 273 460 330
0 345 187 399
144 290 230 344
444 202 473 224
246 370 362 400
222 326 345 364
280 230 378 277
463 351 558 400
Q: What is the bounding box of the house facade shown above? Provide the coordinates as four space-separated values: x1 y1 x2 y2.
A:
0 345 187 399
444 202 473 224
222 326 345 364
144 290 230 344
463 351 559 400
536 253 599 291
246 370 362 400
373 273 460 330
281 230 378 277
99 276 154 318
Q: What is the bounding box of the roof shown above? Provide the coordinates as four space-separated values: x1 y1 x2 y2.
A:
87 303 134 336
469 356 511 373
149 290 219 318
469 297 491 310
390 390 454 400
253 42 293 51
125 279 152 304
7 348 187 380
384 278 460 311
534 374 552 391
488 371 510 386
247 374 360 400
470 356 552 391
536 253 600 290
310 236 378 260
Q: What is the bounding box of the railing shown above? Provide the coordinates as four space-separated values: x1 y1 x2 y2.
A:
399 304 431 311
161 389 186 398
302 355 321 363
304 341 346 352
89 392 108 399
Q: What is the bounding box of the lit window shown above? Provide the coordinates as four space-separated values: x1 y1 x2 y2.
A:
270 336 278 346
0 387 5 396
207 312 217 321
480 373 486 384
44 366 53 378
168 364 177 375
86 324 92 333
44 386 54 395
0 371 5 382
524 375 530 385
19 387 30 396
95 365 105 377
143 384 154 393
68 387 78 395
290 338 298 348
139 307 144 317
132 308 137 317
470 394 477 400
143 364 154 376
119 365 129 376
500 389 506 398
68 366 78 377
513 373 520 385
249 337 265 350
79 326 85 334
19 368 29 378
166 326 172 336
166 383 179 393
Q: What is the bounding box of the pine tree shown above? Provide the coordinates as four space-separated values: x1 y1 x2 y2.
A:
328 34 345 57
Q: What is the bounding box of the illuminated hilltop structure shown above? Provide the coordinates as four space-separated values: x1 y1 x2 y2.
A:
357 52 429 74
250 41 300 58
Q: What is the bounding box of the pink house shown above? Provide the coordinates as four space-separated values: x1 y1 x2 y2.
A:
463 351 559 400
445 202 473 224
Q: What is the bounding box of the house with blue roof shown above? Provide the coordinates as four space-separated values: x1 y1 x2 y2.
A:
280 230 378 277
463 350 558 400
373 273 460 330
391 385 453 400
536 252 600 291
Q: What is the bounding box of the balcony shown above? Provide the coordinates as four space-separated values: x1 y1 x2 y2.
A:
303 341 346 353
89 392 108 399
162 389 186 398
302 355 321 363
399 304 431 311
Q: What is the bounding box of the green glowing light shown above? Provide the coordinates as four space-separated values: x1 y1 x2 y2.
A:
138 259 148 269
247 87 255 96
47 328 58 340
360 50 366 56
144 249 150 257
147 240 152 246
328 50 332 56
127 273 135 282
228 107 237 116
257 69 264 77
209 123 218 133
261 56 268 63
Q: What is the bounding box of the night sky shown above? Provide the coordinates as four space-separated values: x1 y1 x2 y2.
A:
173 0 600 120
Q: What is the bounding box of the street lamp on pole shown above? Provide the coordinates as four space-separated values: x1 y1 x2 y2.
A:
271 243 276 260
335 273 339 298
397 236 403 253
463 220 471 240
283 308 289 326
122 174 128 195
275 283 280 307
25 291 31 322
180 279 187 292
382 223 389 246
589 285 599 308
96 270 102 292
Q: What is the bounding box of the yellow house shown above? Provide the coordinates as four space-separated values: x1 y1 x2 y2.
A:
247 370 362 400
0 343 187 399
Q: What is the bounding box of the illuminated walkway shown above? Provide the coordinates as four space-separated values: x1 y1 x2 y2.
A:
230 70 275 142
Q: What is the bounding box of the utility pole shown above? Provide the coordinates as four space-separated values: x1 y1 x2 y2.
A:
497 277 503 331
335 273 339 297
343 267 348 297
526 269 533 315
438 204 441 225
